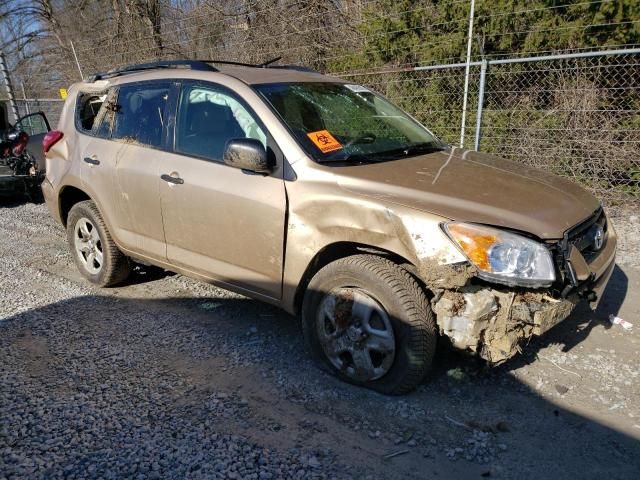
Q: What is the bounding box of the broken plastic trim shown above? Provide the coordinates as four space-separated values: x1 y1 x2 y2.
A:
554 207 605 298
432 285 577 364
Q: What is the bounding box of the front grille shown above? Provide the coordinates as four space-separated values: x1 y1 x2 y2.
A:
553 207 609 295
568 209 607 262
565 208 606 261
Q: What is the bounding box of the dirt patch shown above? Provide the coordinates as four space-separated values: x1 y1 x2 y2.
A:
418 259 476 289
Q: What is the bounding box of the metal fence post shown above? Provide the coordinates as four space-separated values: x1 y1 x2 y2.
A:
474 59 487 151
0 51 20 122
459 0 476 148
20 82 30 115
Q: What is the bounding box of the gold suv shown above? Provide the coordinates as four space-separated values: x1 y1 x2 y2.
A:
42 60 616 394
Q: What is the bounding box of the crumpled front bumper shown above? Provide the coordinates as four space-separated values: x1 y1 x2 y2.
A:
433 286 580 363
431 210 617 364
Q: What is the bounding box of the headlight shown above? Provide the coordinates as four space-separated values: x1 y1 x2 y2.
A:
443 222 556 287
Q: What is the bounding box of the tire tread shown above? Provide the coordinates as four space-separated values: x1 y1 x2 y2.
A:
302 254 437 395
67 200 130 287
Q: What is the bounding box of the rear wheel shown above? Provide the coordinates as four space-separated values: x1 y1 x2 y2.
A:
302 255 437 395
67 200 131 287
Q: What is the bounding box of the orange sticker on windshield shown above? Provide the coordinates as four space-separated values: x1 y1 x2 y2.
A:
307 130 343 153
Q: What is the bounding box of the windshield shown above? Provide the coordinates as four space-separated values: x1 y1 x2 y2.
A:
255 82 444 164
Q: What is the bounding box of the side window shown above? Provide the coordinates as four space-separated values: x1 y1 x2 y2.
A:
112 83 170 148
176 85 266 162
93 88 118 139
76 92 107 132
15 112 50 136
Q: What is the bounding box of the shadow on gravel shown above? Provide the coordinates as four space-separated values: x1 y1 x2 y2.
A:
1 271 638 478
0 197 29 208
502 264 629 373
595 264 628 320
0 193 44 207
119 264 177 286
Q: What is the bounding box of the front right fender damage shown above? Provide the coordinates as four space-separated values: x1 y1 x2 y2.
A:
282 172 582 366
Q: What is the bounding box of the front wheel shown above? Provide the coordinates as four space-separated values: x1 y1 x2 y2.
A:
302 255 437 395
67 200 131 287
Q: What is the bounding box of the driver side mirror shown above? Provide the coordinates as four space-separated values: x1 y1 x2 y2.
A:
223 138 272 174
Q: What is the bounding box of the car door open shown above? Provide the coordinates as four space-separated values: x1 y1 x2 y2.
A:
13 111 51 172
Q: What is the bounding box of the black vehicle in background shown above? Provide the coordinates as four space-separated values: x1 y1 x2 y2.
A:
0 102 51 200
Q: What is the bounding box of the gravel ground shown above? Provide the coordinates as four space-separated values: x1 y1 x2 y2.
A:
609 206 640 269
1 201 639 479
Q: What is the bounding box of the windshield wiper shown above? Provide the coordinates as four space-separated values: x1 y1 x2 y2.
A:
344 133 376 149
316 142 445 165
317 153 372 164
364 142 445 161
400 142 445 156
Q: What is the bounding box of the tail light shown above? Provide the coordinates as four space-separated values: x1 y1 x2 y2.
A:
43 130 64 154
12 131 29 156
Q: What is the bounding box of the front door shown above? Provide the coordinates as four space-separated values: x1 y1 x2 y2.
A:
159 82 286 299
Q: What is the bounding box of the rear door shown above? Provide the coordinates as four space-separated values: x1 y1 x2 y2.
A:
158 81 287 299
77 83 170 261
76 88 122 228
107 81 172 260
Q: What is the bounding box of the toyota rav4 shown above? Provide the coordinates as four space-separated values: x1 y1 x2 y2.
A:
42 60 616 394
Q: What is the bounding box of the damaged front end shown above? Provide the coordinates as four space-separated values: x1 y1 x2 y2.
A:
432 286 577 364
412 208 616 365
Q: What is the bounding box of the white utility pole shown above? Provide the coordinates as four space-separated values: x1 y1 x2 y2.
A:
21 82 30 115
70 40 84 80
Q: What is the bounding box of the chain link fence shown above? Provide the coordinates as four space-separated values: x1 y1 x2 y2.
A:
480 53 640 203
14 99 64 128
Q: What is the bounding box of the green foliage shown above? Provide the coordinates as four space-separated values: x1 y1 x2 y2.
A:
327 0 640 72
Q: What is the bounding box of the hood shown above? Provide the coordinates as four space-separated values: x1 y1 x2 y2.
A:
335 148 599 239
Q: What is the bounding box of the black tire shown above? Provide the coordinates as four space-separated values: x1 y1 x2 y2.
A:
302 254 437 395
67 200 131 287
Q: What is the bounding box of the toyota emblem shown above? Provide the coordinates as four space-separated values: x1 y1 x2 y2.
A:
593 225 604 251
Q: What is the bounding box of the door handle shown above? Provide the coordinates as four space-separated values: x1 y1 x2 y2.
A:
161 173 184 185
83 156 100 165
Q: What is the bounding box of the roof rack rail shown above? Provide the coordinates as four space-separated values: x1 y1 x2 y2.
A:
87 60 218 82
86 58 320 83
195 58 319 73
194 59 257 68
267 65 318 73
